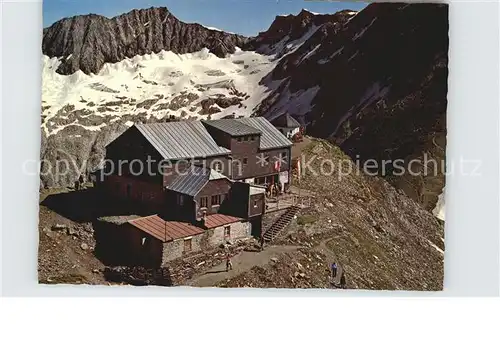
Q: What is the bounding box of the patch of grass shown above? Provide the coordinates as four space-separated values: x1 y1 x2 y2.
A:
296 215 318 225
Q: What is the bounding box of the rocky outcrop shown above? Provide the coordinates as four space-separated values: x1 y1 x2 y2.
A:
40 123 128 188
43 7 248 75
199 96 243 115
246 8 356 57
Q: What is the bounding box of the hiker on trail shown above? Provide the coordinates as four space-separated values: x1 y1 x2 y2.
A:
331 263 338 280
340 272 346 289
260 235 265 251
226 254 233 272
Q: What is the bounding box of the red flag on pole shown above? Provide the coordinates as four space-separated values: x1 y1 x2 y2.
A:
297 158 301 180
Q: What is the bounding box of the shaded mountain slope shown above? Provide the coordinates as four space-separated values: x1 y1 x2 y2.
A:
254 3 448 210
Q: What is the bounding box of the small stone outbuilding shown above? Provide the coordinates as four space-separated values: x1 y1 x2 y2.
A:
126 213 251 267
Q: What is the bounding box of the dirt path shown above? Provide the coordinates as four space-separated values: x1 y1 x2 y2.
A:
314 236 345 287
186 232 347 288
188 245 300 287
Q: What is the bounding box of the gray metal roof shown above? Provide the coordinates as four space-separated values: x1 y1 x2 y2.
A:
167 166 229 196
167 166 210 196
203 119 261 136
135 121 230 160
238 117 293 150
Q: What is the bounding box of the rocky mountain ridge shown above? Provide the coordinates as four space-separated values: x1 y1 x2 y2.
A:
43 6 248 75
246 8 356 57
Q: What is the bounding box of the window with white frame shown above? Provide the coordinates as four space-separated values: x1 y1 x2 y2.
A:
200 196 208 208
211 194 222 206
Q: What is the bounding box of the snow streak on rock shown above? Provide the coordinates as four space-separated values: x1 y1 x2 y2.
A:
432 189 445 221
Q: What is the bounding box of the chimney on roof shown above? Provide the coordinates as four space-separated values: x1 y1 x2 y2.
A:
200 211 208 229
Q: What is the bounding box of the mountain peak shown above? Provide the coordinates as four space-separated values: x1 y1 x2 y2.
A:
299 8 317 16
119 6 171 17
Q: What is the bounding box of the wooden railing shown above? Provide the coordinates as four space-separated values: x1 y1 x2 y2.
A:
265 194 312 213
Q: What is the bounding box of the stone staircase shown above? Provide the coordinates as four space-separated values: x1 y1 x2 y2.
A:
262 205 300 242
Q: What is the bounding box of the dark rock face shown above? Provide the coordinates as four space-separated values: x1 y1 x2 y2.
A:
246 9 356 57
43 7 248 75
254 3 448 210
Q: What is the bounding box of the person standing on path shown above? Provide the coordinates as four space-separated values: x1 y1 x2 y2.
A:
331 262 338 280
260 235 265 251
226 254 233 272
